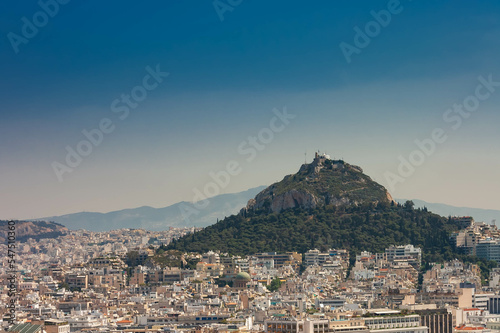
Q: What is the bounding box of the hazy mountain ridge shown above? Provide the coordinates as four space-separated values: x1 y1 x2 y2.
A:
35 186 266 232
22 181 500 233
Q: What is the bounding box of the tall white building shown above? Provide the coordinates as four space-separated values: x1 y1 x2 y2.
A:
385 245 422 267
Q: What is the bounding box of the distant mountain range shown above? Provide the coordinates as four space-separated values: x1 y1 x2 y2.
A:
29 184 499 233
397 199 500 225
35 186 266 232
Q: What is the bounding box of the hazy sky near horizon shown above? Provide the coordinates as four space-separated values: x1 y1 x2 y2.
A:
1 1 500 219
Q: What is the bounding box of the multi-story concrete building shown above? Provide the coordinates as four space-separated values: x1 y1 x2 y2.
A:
420 288 473 308
452 217 475 229
329 318 368 333
65 274 88 289
149 267 183 284
314 297 345 309
476 240 500 263
489 268 500 288
265 317 329 333
255 252 301 268
474 293 495 310
202 251 220 264
363 314 428 333
220 255 241 276
305 249 345 266
385 245 422 268
129 267 146 285
196 261 223 277
44 320 70 333
305 249 321 266
414 309 453 333
488 295 500 314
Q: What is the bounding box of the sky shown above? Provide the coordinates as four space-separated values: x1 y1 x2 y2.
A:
1 0 500 219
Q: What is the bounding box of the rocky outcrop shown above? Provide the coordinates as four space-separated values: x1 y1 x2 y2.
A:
246 189 320 214
271 190 319 212
325 195 352 207
242 153 394 215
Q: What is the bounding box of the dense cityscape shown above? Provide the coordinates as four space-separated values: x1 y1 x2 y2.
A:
3 1 500 333
4 215 500 333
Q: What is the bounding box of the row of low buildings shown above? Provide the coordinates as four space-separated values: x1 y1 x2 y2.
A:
264 310 450 333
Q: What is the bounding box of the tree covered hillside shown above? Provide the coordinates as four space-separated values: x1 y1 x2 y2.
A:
168 201 459 263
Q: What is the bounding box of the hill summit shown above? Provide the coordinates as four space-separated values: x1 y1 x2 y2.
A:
167 155 464 263
243 152 393 214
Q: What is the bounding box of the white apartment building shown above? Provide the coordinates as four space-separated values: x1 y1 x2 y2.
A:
385 245 422 265
363 314 428 333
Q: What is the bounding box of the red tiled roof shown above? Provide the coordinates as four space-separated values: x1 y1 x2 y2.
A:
455 326 483 330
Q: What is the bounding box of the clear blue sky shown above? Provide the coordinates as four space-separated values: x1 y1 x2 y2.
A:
1 1 500 219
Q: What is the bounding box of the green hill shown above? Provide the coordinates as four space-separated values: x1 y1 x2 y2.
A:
168 201 458 263
166 154 496 275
